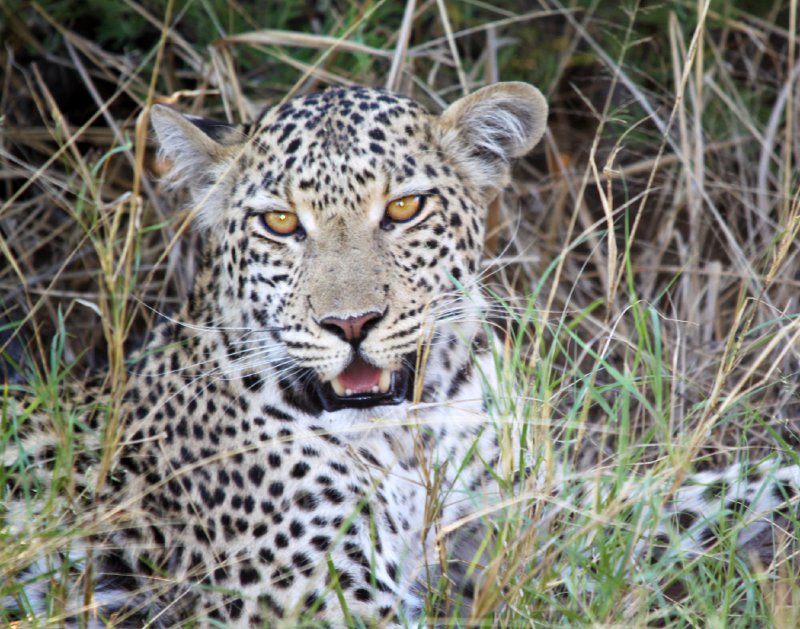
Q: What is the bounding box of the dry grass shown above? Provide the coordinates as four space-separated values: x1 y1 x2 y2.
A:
2 0 800 625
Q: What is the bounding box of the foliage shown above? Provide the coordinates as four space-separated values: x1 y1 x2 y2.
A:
1 0 799 625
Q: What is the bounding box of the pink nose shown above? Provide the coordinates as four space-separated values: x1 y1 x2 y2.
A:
320 311 383 342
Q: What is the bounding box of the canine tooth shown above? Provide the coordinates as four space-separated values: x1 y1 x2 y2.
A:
378 369 391 393
331 378 346 396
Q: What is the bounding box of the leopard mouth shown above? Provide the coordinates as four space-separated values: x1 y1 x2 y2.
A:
317 356 411 412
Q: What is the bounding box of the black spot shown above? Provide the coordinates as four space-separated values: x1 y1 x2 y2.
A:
354 588 372 602
672 510 698 532
259 547 275 564
225 596 244 620
248 464 266 487
286 138 302 154
343 542 370 567
726 498 752 516
698 524 722 548
292 551 313 576
772 479 798 502
358 448 380 467
295 490 320 511
446 361 472 399
277 123 296 143
303 591 326 612
269 481 284 497
262 404 295 422
271 565 294 588
291 461 310 478
703 480 728 501
290 520 306 538
231 470 245 488
316 475 334 486
258 592 285 618
239 565 261 586
213 563 229 583
323 488 345 504
242 373 264 391
194 524 214 544
334 569 354 589
330 461 348 474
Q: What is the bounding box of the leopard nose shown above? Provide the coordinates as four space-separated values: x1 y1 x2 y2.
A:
320 311 383 343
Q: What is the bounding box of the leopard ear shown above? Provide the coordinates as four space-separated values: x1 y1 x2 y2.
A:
150 105 247 227
439 82 547 195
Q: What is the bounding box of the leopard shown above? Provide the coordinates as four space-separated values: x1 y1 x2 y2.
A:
3 82 800 627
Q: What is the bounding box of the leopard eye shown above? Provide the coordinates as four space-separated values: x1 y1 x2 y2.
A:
384 195 425 224
261 211 302 237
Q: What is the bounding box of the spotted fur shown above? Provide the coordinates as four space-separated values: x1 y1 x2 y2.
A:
3 83 799 627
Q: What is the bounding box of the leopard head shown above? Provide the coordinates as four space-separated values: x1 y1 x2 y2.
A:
151 83 547 415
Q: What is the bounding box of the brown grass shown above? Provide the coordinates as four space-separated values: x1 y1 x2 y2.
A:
1 0 800 624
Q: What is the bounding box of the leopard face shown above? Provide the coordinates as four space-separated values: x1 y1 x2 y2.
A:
152 83 547 416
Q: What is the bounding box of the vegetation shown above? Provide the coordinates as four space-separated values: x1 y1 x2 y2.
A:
1 0 799 625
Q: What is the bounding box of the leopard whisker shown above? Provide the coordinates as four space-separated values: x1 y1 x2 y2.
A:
135 299 286 335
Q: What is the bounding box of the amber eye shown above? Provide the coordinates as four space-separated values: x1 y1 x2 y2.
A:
384 195 425 224
261 211 302 237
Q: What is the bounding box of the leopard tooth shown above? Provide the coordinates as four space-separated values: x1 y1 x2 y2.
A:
378 369 391 393
345 388 354 397
331 377 346 397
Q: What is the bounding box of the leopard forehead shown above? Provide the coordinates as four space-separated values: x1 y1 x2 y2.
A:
152 81 549 234
234 86 438 218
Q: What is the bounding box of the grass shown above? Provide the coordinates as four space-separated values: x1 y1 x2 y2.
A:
2 0 800 625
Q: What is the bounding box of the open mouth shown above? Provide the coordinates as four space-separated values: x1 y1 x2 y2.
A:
318 356 411 412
